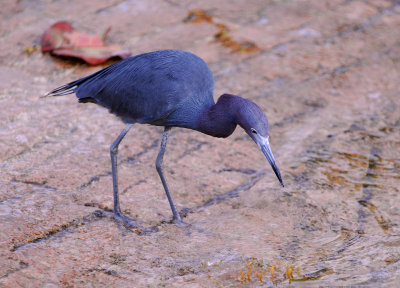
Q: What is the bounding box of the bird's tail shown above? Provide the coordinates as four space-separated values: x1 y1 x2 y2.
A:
43 77 88 97
43 59 122 98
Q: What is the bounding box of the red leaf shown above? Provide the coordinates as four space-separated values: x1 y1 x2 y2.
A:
41 21 131 65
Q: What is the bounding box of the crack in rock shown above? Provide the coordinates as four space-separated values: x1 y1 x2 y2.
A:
11 211 104 251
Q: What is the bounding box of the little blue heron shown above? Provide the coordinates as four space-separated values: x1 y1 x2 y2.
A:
46 50 284 230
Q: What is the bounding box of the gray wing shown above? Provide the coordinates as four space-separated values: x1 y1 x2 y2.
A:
76 50 214 124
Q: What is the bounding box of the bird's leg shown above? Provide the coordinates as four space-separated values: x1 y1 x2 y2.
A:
109 124 148 232
156 127 182 223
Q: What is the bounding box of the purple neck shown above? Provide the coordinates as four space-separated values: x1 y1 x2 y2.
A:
197 94 241 138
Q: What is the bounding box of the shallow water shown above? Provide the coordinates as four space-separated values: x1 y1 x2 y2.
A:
275 119 400 286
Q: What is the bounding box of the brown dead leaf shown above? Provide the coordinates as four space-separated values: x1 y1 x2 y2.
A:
184 10 259 54
41 21 131 65
183 9 213 23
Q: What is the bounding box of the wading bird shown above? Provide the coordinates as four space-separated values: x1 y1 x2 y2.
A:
46 50 283 230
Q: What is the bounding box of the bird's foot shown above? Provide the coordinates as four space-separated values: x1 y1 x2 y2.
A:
95 209 154 235
174 220 209 236
173 214 183 224
113 211 151 235
158 212 182 224
156 212 208 236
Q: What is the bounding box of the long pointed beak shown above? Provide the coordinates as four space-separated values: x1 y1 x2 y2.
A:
260 138 284 187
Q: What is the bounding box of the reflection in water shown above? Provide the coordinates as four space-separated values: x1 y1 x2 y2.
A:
289 122 400 286
203 119 399 286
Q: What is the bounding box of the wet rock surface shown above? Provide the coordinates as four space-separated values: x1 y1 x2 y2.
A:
1 0 400 286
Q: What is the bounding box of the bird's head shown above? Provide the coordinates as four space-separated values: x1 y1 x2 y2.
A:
235 97 284 187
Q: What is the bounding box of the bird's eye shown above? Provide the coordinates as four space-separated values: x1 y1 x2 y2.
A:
250 128 257 134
